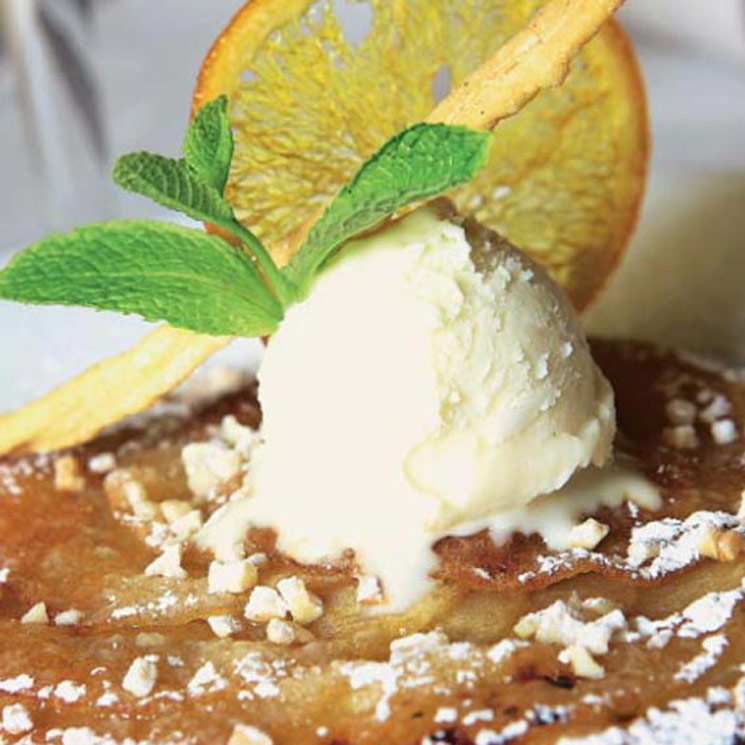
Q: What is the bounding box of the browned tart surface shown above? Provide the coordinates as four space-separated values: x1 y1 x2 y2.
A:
2 339 745 744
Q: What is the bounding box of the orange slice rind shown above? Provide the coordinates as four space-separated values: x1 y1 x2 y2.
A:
0 327 230 455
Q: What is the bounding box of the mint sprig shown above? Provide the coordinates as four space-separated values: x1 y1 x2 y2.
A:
0 221 283 337
0 97 491 337
182 95 234 192
113 152 234 225
113 96 296 307
286 123 491 295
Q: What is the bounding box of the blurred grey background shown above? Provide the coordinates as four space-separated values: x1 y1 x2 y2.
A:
0 0 744 409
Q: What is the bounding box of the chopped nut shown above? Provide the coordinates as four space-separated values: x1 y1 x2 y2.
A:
581 597 618 617
356 575 384 605
266 618 296 646
54 608 83 626
513 600 625 655
54 454 85 492
662 424 699 450
699 394 731 423
87 452 117 474
247 552 268 567
244 586 288 623
21 601 49 624
122 478 148 506
627 536 660 567
182 442 242 500
2 702 33 735
170 510 203 542
277 576 323 625
227 724 274 745
132 499 162 521
213 540 248 562
665 398 697 425
207 615 241 638
559 645 605 679
144 544 187 579
699 527 745 562
513 614 538 639
122 657 158 698
161 499 193 523
208 559 258 595
568 518 610 550
711 419 738 445
221 415 257 457
104 469 162 521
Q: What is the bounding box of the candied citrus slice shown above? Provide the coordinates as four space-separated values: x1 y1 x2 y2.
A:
195 0 647 311
0 328 230 455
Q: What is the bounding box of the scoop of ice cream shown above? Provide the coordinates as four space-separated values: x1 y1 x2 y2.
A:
200 202 615 607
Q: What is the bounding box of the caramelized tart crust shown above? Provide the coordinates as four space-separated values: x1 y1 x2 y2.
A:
1 339 745 744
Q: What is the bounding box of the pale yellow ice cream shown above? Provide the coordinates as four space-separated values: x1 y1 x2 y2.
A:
199 203 617 607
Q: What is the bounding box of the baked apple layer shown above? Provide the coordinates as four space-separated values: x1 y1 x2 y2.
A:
1 339 744 745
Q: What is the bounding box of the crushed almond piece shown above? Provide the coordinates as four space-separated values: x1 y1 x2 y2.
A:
87 452 116 474
228 724 274 745
122 657 158 698
21 601 49 624
54 609 83 626
662 424 699 450
699 394 731 423
244 587 288 623
208 559 258 595
356 575 384 605
568 518 610 550
170 510 203 542
144 544 187 579
104 469 162 520
581 597 618 617
207 615 241 638
213 540 248 561
699 527 745 562
266 618 296 646
54 454 85 492
513 599 625 655
132 499 162 521
220 415 257 457
711 419 738 445
559 645 605 679
161 499 193 523
277 577 323 625
121 477 148 505
665 398 696 425
182 442 242 500
2 702 33 735
627 536 660 567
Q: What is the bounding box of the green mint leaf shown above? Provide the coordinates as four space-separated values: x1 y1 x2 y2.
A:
183 95 234 193
285 123 491 293
112 148 294 308
0 221 283 337
113 152 234 225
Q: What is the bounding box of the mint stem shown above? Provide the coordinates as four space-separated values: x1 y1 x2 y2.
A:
215 217 296 307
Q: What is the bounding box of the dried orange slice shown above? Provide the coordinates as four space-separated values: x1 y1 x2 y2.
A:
195 0 648 311
0 328 231 455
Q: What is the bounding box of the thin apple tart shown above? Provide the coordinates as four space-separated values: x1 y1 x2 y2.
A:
1 339 744 745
